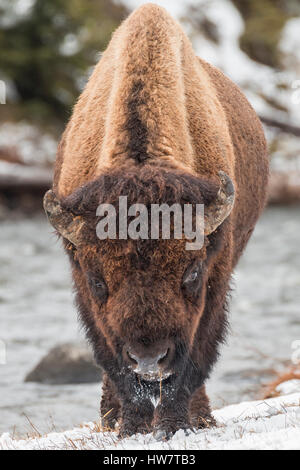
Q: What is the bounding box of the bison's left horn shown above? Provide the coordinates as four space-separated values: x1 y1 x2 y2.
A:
204 171 235 235
43 190 86 246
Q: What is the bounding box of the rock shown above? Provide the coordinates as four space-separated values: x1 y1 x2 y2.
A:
25 343 102 385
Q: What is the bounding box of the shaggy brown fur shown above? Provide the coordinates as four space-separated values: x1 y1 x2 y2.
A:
49 4 269 437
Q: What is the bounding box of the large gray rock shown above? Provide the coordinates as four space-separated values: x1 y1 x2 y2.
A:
25 343 102 385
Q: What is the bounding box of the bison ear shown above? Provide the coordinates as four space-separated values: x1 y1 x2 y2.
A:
204 171 235 235
43 190 86 246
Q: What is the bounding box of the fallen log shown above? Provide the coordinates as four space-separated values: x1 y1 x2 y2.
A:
0 161 52 192
0 146 25 165
0 161 53 213
268 171 300 205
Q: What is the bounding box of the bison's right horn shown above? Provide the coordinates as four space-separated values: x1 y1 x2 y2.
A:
43 190 86 246
204 171 235 235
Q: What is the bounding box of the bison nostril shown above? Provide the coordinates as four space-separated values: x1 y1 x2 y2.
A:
124 342 173 378
127 350 138 366
158 348 169 365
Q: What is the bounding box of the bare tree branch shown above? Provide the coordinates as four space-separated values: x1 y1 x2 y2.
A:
259 116 300 137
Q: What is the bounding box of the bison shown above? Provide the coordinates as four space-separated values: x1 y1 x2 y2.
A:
43 4 269 437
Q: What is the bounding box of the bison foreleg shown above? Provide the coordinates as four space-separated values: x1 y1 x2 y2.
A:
119 399 154 437
189 385 216 429
100 373 121 430
153 386 191 439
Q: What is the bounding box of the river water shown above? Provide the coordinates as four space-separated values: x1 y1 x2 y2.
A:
0 206 299 435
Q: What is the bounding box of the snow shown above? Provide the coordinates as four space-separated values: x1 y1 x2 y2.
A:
1 393 299 450
276 379 300 396
280 18 300 65
0 122 57 166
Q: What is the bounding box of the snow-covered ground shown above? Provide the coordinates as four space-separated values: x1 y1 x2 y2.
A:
1 390 299 450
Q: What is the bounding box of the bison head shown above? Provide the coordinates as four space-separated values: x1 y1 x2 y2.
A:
44 163 234 385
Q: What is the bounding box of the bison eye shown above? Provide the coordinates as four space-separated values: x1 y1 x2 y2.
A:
186 270 198 283
87 273 108 302
182 263 202 286
182 262 203 301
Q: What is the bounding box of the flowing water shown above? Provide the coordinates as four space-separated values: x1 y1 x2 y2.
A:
0 206 299 435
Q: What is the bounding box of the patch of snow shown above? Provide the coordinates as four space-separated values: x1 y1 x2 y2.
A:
276 380 300 396
149 394 160 409
280 18 300 64
0 123 57 166
1 393 299 450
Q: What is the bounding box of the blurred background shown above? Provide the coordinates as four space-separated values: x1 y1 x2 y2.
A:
0 0 299 436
